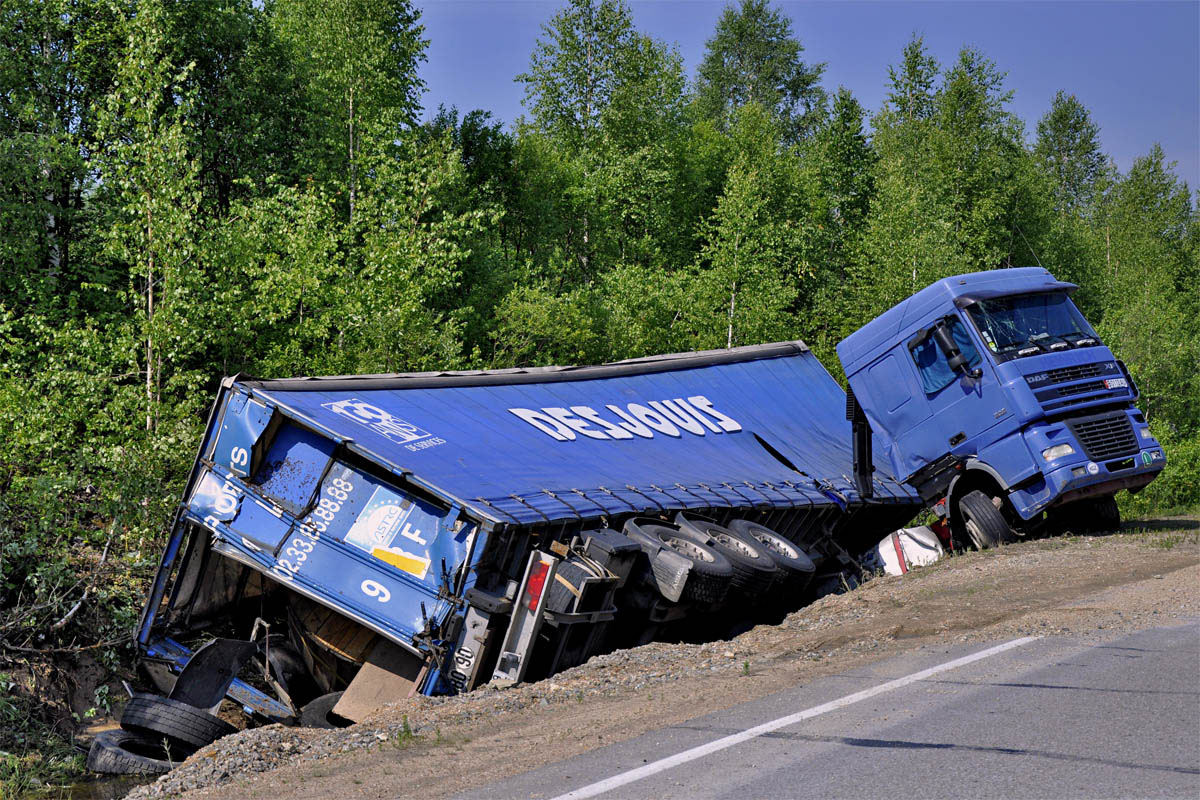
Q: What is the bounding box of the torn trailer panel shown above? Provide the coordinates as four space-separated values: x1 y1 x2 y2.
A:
136 341 920 720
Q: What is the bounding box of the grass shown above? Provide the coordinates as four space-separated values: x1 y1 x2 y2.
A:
391 715 418 749
1143 532 1200 550
0 674 89 799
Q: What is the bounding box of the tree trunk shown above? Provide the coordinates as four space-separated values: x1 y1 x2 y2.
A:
727 279 737 349
145 206 155 434
348 86 356 225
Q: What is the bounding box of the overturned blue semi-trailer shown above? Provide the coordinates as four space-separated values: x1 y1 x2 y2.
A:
135 341 919 719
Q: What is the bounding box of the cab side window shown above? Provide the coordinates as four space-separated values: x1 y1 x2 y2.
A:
910 319 981 394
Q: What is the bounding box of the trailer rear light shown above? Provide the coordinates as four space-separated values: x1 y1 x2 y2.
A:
525 561 551 611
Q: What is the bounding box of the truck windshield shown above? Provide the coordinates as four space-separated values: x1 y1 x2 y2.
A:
965 292 1098 361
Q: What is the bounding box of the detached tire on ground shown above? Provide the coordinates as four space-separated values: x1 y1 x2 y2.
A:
299 691 352 729
958 490 1016 550
674 514 778 598
639 523 733 606
726 519 815 587
120 693 236 751
88 728 189 775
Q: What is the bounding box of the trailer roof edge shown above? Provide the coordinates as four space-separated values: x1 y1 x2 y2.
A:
240 341 811 392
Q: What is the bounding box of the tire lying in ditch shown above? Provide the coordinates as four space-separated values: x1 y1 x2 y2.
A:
674 514 778 598
726 519 815 588
120 693 236 752
88 728 190 775
299 691 353 729
639 522 734 606
958 490 1016 550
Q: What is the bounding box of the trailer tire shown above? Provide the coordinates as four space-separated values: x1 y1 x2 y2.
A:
640 523 733 605
87 728 186 775
726 519 815 586
958 490 1015 550
299 691 352 729
674 515 778 598
120 693 235 751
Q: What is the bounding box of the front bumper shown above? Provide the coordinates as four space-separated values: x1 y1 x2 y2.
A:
1009 446 1165 519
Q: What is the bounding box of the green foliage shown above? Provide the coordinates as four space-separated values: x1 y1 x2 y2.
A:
852 42 1033 333
0 671 86 797
1034 90 1105 213
694 0 826 142
688 105 814 349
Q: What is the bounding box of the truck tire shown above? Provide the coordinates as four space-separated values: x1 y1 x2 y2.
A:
639 523 733 606
726 519 815 586
1084 495 1121 532
299 691 352 729
87 728 185 775
120 693 236 751
544 556 603 613
958 490 1015 550
674 514 778 598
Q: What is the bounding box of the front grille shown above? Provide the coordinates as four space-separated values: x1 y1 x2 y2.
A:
1048 380 1105 399
1045 363 1104 385
1067 412 1138 461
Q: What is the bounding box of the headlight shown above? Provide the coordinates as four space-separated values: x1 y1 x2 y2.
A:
1042 444 1075 461
1139 428 1154 440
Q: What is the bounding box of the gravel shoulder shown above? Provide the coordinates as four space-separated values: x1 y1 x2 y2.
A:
126 518 1199 800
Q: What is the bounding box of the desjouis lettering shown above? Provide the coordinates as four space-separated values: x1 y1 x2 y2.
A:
508 395 742 442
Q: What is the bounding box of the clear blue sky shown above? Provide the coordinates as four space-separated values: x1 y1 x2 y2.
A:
414 0 1199 189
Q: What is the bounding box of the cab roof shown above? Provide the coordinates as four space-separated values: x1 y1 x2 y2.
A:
836 268 1076 377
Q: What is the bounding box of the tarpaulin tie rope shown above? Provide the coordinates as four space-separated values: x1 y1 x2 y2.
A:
596 486 639 513
572 488 612 516
721 482 756 506
474 496 523 525
760 481 796 507
649 484 685 507
696 482 725 507
673 483 710 513
625 484 665 513
542 488 584 522
743 480 776 508
510 493 552 525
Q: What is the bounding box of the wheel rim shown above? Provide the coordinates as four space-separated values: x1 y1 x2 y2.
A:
663 536 714 562
752 532 798 559
964 516 987 548
709 531 759 559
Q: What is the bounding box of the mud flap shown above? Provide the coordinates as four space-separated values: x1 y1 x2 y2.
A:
168 638 258 712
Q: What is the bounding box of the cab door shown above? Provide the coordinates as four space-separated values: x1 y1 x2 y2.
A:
896 315 1008 470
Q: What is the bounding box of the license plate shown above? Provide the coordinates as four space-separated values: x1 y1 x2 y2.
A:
1104 377 1128 389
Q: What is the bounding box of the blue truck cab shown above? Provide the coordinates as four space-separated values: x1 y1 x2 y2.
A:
837 267 1165 546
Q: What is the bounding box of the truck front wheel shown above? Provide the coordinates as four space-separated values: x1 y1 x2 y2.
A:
1073 495 1122 533
957 490 1016 550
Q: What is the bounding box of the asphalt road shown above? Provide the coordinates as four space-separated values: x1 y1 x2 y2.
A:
455 622 1200 800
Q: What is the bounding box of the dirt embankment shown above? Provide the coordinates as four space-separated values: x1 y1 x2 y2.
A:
126 520 1199 800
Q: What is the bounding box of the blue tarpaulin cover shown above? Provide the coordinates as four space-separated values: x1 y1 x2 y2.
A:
241 342 916 527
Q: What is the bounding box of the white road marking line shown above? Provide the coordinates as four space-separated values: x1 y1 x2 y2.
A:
548 636 1040 800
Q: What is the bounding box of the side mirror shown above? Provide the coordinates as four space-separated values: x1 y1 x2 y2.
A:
932 321 983 380
932 323 969 375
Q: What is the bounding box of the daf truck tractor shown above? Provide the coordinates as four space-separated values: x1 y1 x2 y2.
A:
838 267 1165 549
